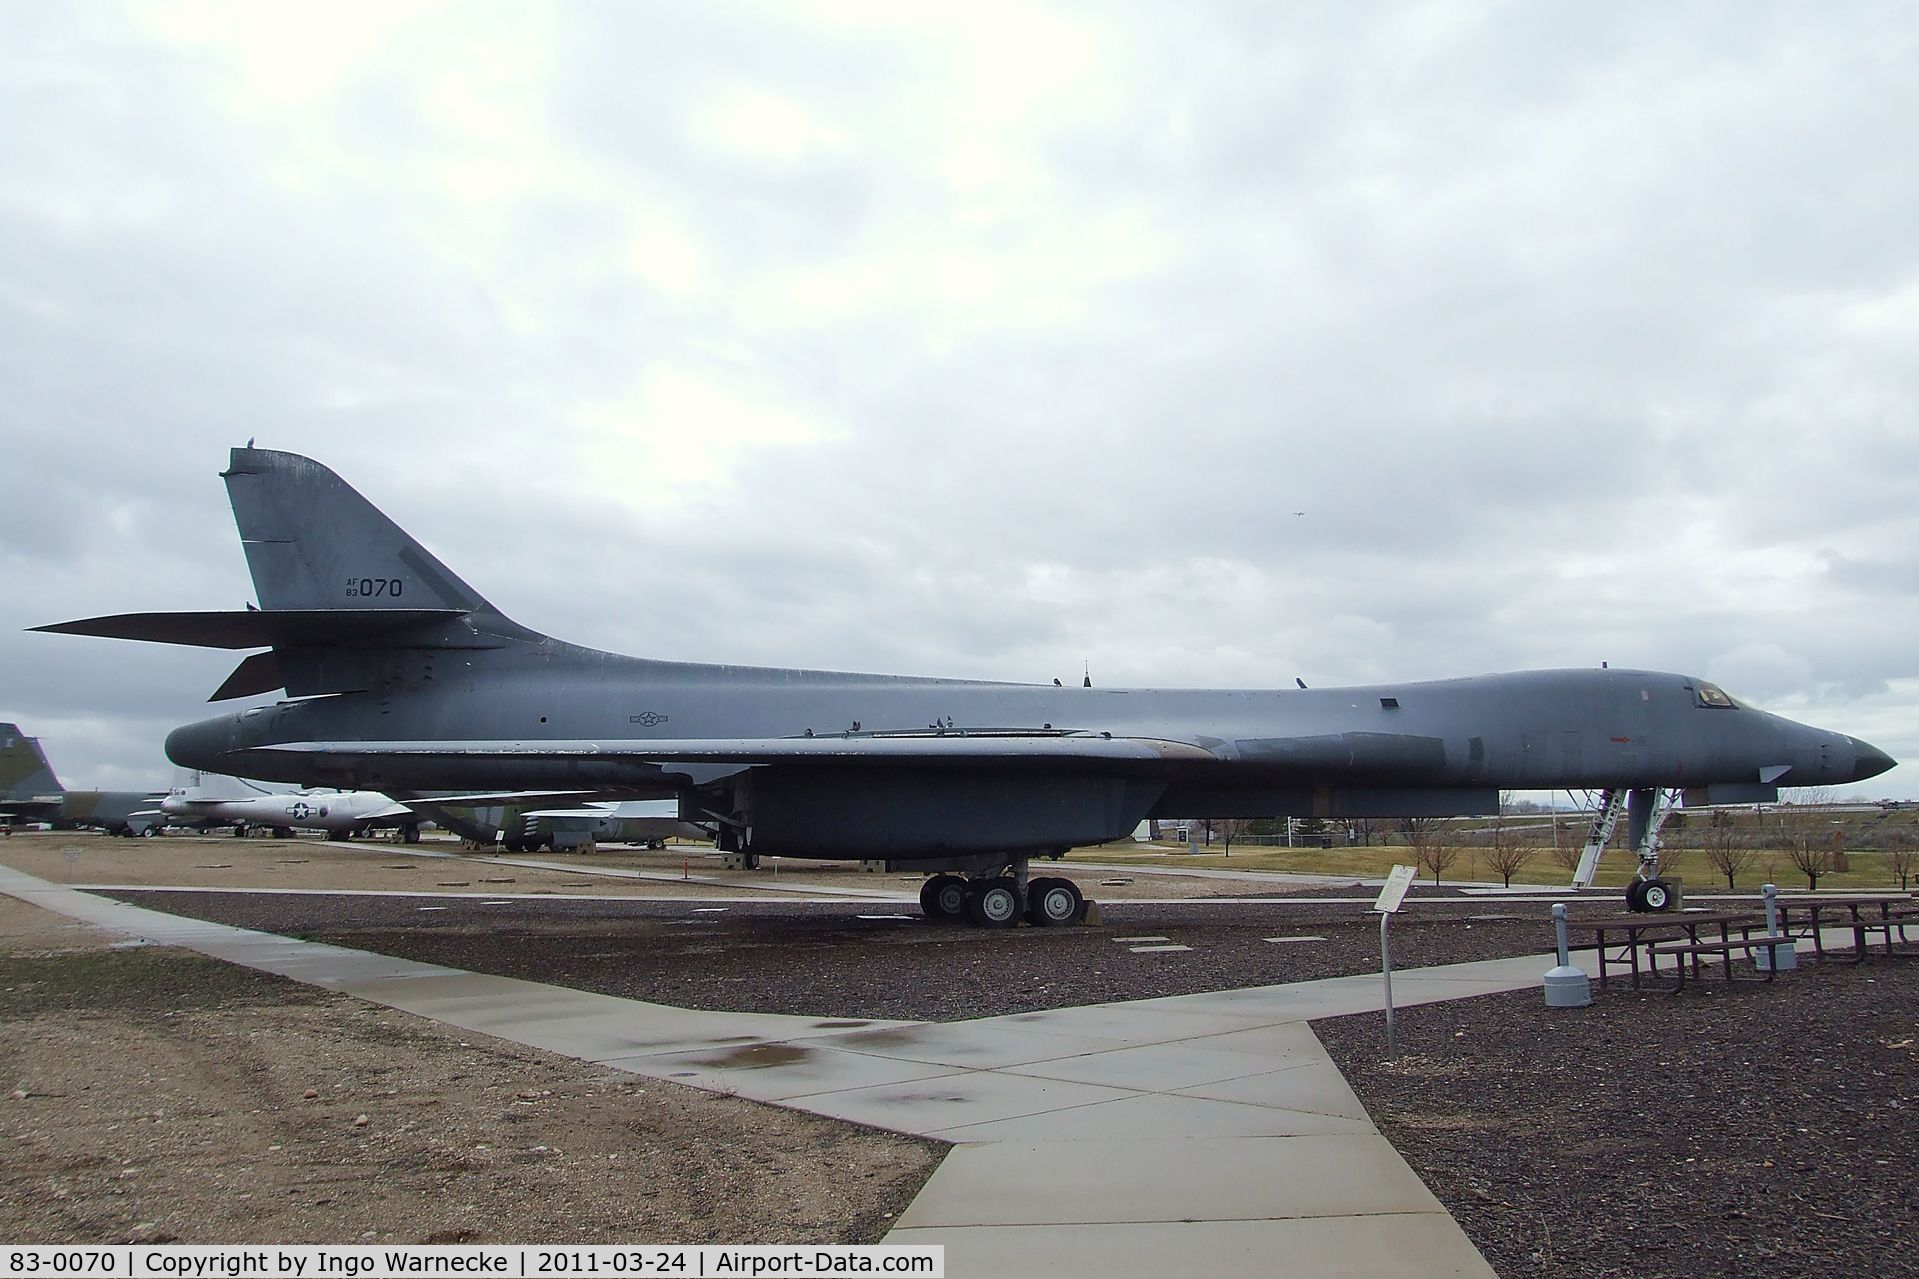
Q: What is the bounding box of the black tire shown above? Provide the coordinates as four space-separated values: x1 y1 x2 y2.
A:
1026 877 1085 927
402 825 421 845
965 877 1020 928
1625 879 1649 912
920 874 969 921
1641 878 1673 912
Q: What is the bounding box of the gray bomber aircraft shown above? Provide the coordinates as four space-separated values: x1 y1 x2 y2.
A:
36 447 1897 924
0 723 165 836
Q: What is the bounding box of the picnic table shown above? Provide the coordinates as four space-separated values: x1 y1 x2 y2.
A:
1772 894 1919 963
1567 909 1778 990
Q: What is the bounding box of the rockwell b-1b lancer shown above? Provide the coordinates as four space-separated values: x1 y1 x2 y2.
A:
36 448 1896 924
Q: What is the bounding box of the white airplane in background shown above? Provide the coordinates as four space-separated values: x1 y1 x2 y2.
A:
161 771 422 841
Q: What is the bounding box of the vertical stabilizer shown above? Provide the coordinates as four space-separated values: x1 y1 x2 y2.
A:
223 447 503 617
0 724 65 800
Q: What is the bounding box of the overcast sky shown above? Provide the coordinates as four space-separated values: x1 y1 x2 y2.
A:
2 1 1914 799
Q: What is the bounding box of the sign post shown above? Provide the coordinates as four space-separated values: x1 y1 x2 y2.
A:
1374 864 1418 1061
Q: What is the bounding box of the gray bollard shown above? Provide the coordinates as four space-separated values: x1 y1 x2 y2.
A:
1543 902 1592 1007
1755 882 1798 972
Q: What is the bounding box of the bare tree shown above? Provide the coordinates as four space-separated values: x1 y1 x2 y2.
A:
1700 809 1759 890
1887 831 1917 891
1350 817 1378 847
1484 796 1536 888
1217 818 1251 857
1549 832 1582 877
1773 795 1836 890
1403 817 1463 886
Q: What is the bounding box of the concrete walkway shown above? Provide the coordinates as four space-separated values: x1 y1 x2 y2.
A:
0 864 1572 1277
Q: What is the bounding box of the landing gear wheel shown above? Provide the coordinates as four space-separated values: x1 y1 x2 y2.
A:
965 877 1020 928
1640 878 1673 912
1026 877 1086 926
919 874 969 922
1625 879 1649 912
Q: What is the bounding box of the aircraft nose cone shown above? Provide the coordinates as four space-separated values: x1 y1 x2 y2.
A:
1850 737 1896 782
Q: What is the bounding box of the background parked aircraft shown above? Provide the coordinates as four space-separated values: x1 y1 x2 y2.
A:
411 798 706 852
0 723 164 837
161 770 421 840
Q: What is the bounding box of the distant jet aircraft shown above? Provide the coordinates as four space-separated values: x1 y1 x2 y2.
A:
37 448 1896 922
160 770 421 841
411 797 705 853
0 723 165 836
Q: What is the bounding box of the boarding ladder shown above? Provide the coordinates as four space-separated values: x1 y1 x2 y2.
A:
1571 789 1624 888
1572 787 1682 888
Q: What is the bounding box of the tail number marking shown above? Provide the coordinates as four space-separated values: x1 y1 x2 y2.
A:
346 577 404 598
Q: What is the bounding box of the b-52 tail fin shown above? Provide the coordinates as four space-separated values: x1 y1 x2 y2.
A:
0 724 64 802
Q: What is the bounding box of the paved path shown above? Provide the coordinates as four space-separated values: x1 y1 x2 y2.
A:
0 863 1572 1276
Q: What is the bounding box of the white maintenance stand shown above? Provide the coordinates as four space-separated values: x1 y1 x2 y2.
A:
1374 864 1418 1060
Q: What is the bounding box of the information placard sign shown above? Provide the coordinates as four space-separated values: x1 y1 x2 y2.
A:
1373 864 1418 914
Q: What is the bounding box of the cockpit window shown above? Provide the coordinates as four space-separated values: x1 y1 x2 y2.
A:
1694 682 1736 709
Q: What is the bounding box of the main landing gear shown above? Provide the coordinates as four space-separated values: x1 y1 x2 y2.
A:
917 856 1090 928
1575 787 1681 913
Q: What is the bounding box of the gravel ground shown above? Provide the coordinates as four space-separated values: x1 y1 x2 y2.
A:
103 889 1561 1020
1315 963 1919 1278
1 833 1290 902
19 839 1916 1273
0 897 944 1245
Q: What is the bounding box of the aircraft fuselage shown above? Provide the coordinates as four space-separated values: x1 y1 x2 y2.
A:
165 651 1887 859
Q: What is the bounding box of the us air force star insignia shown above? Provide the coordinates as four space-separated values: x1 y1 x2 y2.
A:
629 711 668 727
290 801 310 819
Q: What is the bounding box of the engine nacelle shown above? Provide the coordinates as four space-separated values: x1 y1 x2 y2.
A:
737 767 1164 860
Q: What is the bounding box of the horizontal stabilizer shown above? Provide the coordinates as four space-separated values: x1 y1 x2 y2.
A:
32 608 470 650
210 651 284 701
